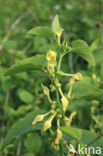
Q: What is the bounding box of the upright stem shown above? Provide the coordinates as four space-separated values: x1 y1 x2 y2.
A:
57 55 62 72
56 89 60 104
60 142 64 156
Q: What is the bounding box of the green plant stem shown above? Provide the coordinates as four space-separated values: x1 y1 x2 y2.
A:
60 142 64 156
87 132 103 147
56 89 60 104
57 71 74 77
57 55 62 72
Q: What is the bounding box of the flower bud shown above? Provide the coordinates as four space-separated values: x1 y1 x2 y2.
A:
61 96 69 112
41 83 49 97
64 111 77 126
51 142 59 150
70 77 75 86
46 50 56 67
56 28 64 38
75 72 83 80
57 114 62 119
32 112 50 125
50 84 56 92
55 129 62 145
43 120 52 132
43 113 56 131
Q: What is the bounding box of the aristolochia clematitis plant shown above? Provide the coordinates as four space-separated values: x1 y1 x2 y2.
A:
32 15 83 151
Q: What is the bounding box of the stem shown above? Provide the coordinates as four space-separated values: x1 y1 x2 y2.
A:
16 139 22 156
58 37 60 47
56 89 60 104
57 55 62 72
87 132 103 147
57 72 74 77
60 142 64 156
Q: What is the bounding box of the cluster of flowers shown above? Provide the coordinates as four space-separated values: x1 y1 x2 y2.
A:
32 47 83 150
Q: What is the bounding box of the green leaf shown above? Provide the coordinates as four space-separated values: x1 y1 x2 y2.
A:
61 126 82 140
94 51 103 65
68 100 91 112
90 39 101 52
17 89 34 103
5 54 46 76
66 80 103 100
24 133 42 154
71 40 95 66
72 81 103 100
1 111 44 150
52 15 60 33
61 126 103 149
27 26 55 39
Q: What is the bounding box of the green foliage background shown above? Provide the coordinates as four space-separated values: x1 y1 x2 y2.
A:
0 0 103 156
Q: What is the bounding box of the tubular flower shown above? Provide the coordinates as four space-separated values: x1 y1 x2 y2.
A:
46 50 57 67
70 77 75 86
56 28 64 38
75 72 83 80
67 77 75 99
32 111 50 125
51 142 60 150
64 111 77 126
61 96 69 112
41 83 52 103
43 112 56 132
50 84 56 92
55 128 62 145
41 83 49 97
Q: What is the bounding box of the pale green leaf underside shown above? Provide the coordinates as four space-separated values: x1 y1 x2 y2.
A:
27 26 55 39
1 111 44 150
52 15 60 33
71 40 95 66
5 54 46 76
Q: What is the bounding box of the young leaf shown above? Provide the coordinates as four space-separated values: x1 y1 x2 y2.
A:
27 26 55 39
52 15 60 33
5 54 46 76
71 40 95 66
1 111 44 150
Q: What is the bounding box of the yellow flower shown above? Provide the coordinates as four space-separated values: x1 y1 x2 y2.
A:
67 77 75 99
61 96 69 112
69 77 75 86
64 111 77 126
63 116 70 126
55 129 62 145
56 28 64 38
51 142 60 150
70 111 77 120
41 83 52 103
46 50 56 67
43 112 56 131
75 72 83 80
43 120 51 131
91 100 99 105
50 84 56 92
41 83 49 97
32 112 50 125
